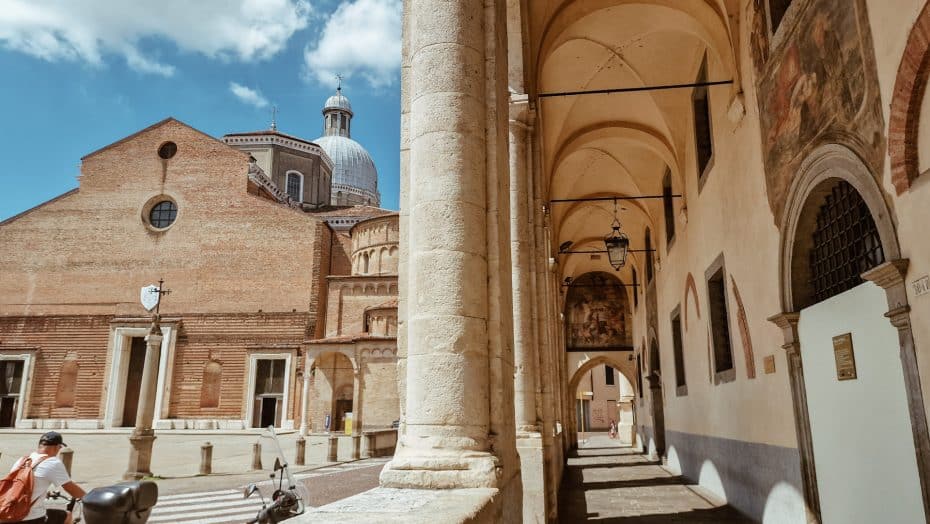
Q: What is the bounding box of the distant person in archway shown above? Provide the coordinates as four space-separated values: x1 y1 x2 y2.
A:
608 420 617 439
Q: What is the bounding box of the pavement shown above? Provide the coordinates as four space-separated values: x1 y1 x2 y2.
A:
558 433 753 523
0 430 372 494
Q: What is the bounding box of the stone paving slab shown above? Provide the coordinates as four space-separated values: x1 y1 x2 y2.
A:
559 434 754 523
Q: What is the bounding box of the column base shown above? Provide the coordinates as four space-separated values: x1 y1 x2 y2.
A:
123 432 156 480
516 431 547 523
380 448 501 489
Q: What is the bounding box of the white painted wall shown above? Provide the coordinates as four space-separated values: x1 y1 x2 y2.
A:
799 282 924 524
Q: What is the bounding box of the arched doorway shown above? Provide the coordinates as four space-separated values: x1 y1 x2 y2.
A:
309 352 355 433
567 355 636 446
776 145 929 523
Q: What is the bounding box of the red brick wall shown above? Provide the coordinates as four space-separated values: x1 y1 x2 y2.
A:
0 316 111 419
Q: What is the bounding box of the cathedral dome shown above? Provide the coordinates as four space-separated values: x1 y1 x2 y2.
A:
314 135 379 202
314 87 380 206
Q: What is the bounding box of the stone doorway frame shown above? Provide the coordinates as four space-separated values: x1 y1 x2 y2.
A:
103 325 176 429
770 143 930 523
244 351 295 430
0 349 36 428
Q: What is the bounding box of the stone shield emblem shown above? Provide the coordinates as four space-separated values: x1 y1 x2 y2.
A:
140 284 160 312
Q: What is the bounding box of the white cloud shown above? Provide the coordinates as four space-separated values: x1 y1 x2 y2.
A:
229 82 270 108
303 0 401 89
0 0 312 76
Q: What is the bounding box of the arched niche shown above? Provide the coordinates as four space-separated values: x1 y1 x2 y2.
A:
200 360 222 409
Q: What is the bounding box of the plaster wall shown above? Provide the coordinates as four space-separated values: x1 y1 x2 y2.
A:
799 282 924 523
309 352 355 433
865 0 930 432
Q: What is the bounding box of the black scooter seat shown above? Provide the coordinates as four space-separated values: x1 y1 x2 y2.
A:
83 481 159 524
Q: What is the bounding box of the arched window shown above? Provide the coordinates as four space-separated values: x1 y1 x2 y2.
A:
363 252 370 274
286 171 303 202
662 169 675 245
645 228 654 283
806 180 885 305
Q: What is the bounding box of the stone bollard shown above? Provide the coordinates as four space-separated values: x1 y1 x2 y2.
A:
327 436 338 462
251 441 262 470
295 437 306 466
59 448 74 475
200 442 213 475
351 435 361 460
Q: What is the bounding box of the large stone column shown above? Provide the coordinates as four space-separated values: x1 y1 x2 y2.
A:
380 0 515 492
510 98 537 434
124 319 162 480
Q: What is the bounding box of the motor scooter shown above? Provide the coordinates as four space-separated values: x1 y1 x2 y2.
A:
243 426 309 523
48 480 158 524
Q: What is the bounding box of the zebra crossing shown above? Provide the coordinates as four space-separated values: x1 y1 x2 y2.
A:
147 457 391 524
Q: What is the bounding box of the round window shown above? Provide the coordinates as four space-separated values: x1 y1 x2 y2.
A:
149 201 178 229
158 142 178 160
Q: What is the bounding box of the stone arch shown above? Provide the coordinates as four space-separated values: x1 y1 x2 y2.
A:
567 354 635 394
779 144 899 312
889 1 930 194
775 143 930 520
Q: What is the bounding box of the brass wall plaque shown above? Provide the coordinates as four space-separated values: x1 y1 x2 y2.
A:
763 355 776 374
833 333 857 381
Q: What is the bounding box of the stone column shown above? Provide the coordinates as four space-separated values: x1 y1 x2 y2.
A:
351 364 364 435
124 319 162 480
769 312 821 524
862 259 930 519
510 98 537 434
299 355 315 436
380 0 513 491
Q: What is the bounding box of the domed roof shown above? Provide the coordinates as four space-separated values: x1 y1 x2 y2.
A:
324 90 352 113
314 134 379 196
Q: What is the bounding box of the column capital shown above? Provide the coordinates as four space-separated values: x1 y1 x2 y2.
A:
861 258 909 289
768 312 801 355
862 259 912 328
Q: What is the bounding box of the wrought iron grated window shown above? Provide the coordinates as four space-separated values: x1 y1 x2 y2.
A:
149 201 177 229
809 180 885 303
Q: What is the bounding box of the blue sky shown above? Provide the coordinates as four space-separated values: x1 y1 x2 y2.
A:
0 0 401 220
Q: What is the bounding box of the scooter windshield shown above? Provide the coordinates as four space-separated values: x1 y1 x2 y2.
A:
264 426 309 514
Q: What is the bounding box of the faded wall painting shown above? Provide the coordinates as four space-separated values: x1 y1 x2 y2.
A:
565 272 632 350
750 0 885 225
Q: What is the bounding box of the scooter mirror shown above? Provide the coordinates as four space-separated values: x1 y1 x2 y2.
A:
244 484 258 499
274 457 283 471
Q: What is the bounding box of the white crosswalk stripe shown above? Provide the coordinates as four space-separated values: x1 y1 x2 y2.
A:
147 458 391 524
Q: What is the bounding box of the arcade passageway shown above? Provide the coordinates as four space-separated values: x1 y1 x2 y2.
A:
559 435 751 523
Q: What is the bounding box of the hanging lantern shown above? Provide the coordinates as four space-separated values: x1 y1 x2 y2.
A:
603 199 629 271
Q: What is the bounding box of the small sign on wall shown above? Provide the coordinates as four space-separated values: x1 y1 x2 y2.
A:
833 333 857 381
913 275 930 297
763 355 776 374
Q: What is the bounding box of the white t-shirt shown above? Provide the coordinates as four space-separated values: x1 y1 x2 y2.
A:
8 452 71 521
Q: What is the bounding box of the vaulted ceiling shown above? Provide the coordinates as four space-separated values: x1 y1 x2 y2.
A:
517 0 743 287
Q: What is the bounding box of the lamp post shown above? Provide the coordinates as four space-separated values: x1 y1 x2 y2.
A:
124 279 170 480
604 199 630 270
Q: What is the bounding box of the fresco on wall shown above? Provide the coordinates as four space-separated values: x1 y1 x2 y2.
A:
565 272 632 350
750 0 885 225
